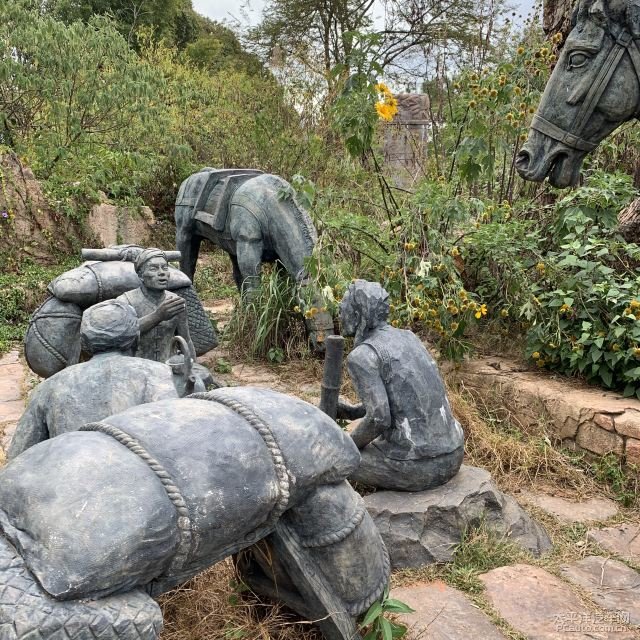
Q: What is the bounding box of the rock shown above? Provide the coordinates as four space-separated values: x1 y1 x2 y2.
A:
517 491 618 524
391 581 507 639
626 439 640 466
576 422 625 456
595 413 616 431
561 556 640 625
87 202 155 248
0 401 24 425
588 524 640 563
614 413 640 440
0 369 22 403
480 564 636 639
363 466 552 568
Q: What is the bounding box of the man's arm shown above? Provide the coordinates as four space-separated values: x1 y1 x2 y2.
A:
138 296 186 334
347 346 391 449
7 386 49 459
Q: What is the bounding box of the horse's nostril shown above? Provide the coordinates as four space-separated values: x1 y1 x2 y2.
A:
515 149 530 170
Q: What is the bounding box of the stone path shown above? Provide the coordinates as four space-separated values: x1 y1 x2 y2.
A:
0 349 27 462
518 490 619 524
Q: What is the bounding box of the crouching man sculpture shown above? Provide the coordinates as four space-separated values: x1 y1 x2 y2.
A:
0 387 389 640
8 299 179 459
339 280 464 491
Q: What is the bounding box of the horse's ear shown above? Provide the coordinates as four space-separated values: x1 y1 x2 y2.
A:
627 0 640 36
589 0 608 21
571 2 580 27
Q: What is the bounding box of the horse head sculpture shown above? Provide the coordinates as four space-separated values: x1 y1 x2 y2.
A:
516 0 640 187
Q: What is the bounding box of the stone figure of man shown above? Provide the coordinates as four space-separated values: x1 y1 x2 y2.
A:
8 300 178 459
339 279 464 491
117 248 196 363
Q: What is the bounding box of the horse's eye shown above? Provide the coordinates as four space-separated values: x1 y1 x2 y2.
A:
568 51 590 69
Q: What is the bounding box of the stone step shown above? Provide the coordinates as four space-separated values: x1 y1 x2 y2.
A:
517 490 619 524
560 556 640 626
480 563 636 639
588 524 640 564
391 581 507 639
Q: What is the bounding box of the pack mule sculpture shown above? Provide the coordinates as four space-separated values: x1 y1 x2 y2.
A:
175 168 334 350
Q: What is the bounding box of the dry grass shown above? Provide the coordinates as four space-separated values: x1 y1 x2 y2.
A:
445 377 600 497
159 560 322 640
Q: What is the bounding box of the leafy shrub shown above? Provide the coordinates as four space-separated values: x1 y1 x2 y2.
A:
523 171 640 393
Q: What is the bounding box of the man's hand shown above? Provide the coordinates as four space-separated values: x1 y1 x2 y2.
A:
155 297 185 321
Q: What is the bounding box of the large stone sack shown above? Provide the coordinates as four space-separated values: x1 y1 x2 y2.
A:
0 388 361 600
49 261 191 308
364 465 552 568
23 297 83 378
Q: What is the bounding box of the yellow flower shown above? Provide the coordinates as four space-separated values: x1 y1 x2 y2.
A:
490 89 498 97
631 300 640 309
536 358 546 367
633 348 640 358
451 322 459 332
612 343 621 352
375 82 391 96
559 303 571 314
391 319 399 327
535 262 545 274
450 305 459 315
469 100 477 108
293 305 300 313
514 86 522 95
474 303 487 319
375 101 395 121
517 46 525 54
450 246 460 257
532 351 541 359
500 308 509 318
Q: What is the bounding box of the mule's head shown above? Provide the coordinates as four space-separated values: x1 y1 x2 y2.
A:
516 0 640 187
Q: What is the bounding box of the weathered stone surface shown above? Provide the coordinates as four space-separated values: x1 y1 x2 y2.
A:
391 581 507 639
614 412 640 440
451 357 640 460
480 564 636 639
364 466 552 568
595 413 616 432
588 524 640 563
626 439 640 466
0 400 24 424
87 202 156 247
561 556 640 625
517 491 618 524
0 350 20 366
576 423 624 456
0 370 22 402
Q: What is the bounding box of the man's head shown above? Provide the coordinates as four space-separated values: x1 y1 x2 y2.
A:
81 300 139 355
340 280 390 342
134 248 170 290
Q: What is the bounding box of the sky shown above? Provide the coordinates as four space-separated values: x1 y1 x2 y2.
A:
193 0 538 27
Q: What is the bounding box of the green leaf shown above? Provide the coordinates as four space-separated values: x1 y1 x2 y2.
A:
591 348 603 363
360 602 383 628
381 618 393 640
623 384 636 397
383 599 415 614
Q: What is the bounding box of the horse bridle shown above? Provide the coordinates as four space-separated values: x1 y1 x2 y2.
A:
531 29 640 152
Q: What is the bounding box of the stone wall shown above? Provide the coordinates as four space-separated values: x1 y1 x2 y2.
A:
383 93 430 187
87 198 156 248
450 357 640 465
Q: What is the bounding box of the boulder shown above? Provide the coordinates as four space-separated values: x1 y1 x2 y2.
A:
363 465 552 568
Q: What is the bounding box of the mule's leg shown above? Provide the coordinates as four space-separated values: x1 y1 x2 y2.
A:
229 255 244 292
229 206 263 296
175 224 202 282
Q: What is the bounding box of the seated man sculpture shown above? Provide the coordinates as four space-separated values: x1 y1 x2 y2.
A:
339 280 464 491
8 299 178 459
117 247 197 363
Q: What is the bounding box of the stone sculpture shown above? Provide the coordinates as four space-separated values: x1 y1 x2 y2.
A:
8 300 179 459
338 280 464 491
175 168 334 349
516 0 640 187
0 387 390 640
116 248 196 363
24 245 217 378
